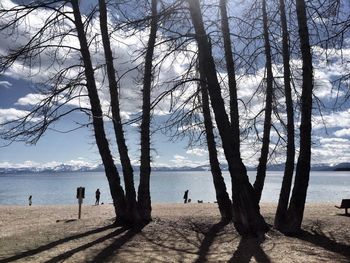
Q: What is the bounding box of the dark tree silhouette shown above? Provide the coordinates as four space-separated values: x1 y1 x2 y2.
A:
219 0 240 144
284 0 314 233
253 0 274 203
187 0 268 236
198 62 232 221
71 0 129 223
138 0 158 223
274 0 296 231
98 0 140 225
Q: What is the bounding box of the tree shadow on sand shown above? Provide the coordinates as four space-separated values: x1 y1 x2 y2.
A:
0 223 144 263
228 236 271 263
192 220 230 263
45 226 143 263
0 223 116 263
191 220 272 263
294 228 350 261
139 218 272 262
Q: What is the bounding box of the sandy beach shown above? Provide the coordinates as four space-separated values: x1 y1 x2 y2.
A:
0 203 349 262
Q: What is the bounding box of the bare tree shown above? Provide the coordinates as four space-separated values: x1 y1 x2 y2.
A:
253 0 274 203
98 0 140 225
187 0 268 236
284 0 314 233
274 0 295 231
0 0 138 225
198 61 232 221
219 0 240 145
138 0 158 223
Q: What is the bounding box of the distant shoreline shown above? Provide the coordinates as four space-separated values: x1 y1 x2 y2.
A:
0 202 342 209
1 165 350 175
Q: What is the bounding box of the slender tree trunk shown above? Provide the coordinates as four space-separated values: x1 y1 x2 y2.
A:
253 0 274 203
188 0 268 236
219 0 240 148
198 63 232 222
137 0 158 223
285 0 313 233
98 0 140 225
71 0 127 223
274 0 295 231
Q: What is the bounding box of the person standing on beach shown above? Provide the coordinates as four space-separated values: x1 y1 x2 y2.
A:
183 190 189 204
95 189 101 205
28 195 32 206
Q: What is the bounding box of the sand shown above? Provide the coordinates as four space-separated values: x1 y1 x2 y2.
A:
0 203 349 262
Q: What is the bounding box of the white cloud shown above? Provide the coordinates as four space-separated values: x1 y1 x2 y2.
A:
0 81 12 89
0 108 30 123
334 128 350 137
186 148 208 157
308 135 350 165
170 154 206 167
1 0 350 169
319 137 349 144
15 93 47 106
313 109 350 129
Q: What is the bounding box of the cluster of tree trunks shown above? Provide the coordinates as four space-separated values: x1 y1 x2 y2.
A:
188 0 313 236
188 0 268 236
274 0 296 231
0 0 315 236
283 0 314 233
198 62 232 222
72 0 158 225
71 0 128 223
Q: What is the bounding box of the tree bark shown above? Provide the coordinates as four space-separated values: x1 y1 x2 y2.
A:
187 0 268 236
198 63 232 222
98 0 140 225
274 0 295 231
71 0 127 223
137 0 158 223
253 0 274 203
219 0 240 148
285 0 313 233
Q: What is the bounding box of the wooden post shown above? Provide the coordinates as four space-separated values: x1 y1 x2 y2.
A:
78 197 82 219
76 187 85 219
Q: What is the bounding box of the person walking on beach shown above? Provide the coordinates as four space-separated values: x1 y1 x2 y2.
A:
95 189 101 205
28 195 32 206
183 190 189 204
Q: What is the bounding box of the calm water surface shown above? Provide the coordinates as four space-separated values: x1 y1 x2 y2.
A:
0 171 349 205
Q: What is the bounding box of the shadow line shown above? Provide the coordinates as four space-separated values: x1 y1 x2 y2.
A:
296 229 350 260
89 226 144 262
0 224 116 263
44 227 130 263
193 220 229 263
229 237 271 263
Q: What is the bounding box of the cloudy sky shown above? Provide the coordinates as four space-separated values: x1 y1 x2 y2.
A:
0 0 349 170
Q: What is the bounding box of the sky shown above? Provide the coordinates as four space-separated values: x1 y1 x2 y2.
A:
0 0 350 170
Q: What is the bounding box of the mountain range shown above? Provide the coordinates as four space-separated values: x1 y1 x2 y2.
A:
0 162 349 174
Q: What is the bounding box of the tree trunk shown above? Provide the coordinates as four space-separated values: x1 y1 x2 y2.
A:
98 0 140 225
219 0 240 148
285 0 313 233
187 0 268 236
274 0 295 231
198 63 232 222
137 0 158 223
71 0 127 223
253 0 274 203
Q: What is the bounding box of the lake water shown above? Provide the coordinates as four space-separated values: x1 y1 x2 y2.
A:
0 171 349 205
